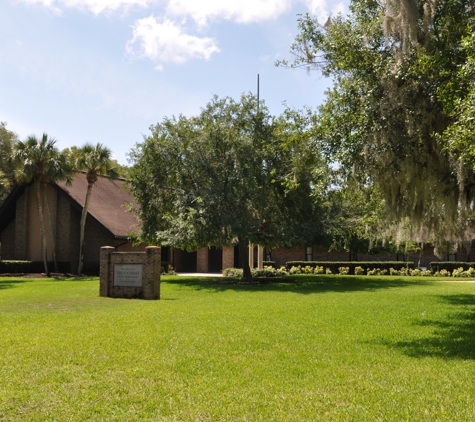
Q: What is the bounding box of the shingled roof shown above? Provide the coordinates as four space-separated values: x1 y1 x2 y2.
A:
55 174 139 239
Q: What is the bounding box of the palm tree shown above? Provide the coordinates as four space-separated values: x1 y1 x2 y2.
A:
0 170 10 201
41 151 73 272
12 134 70 275
75 143 118 274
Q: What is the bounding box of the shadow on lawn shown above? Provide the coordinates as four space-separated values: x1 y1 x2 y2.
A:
0 278 30 290
384 293 475 360
164 275 431 295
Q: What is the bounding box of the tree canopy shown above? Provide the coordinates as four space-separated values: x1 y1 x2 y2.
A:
279 0 475 250
128 94 328 279
0 122 18 202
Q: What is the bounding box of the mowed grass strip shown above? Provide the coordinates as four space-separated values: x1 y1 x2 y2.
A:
1 275 475 421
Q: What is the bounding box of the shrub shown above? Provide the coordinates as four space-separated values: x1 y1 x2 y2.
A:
434 269 451 277
389 267 399 276
431 261 475 273
421 269 432 277
0 260 71 274
338 266 350 275
222 268 243 277
289 265 302 275
452 267 465 277
314 265 324 274
379 269 388 276
222 266 286 278
286 261 414 275
354 266 365 276
325 268 332 275
464 267 475 278
252 266 285 278
367 268 380 276
399 267 410 276
410 269 421 277
303 265 314 274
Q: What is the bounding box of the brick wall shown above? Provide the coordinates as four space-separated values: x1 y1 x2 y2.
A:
56 194 70 262
0 219 15 259
14 188 28 260
222 246 234 269
197 247 208 273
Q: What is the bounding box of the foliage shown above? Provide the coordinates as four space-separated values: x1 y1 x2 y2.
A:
338 266 350 275
72 143 119 275
452 267 465 278
0 122 18 202
354 266 365 275
0 260 70 273
12 134 71 274
410 268 421 277
430 261 475 273
222 266 287 278
279 0 475 247
128 94 328 281
286 261 414 274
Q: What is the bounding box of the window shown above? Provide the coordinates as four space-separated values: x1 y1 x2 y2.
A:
349 251 357 261
396 253 405 262
448 253 457 262
306 246 313 261
265 248 272 261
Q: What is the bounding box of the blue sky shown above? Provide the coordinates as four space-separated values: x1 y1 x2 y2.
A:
1 0 349 164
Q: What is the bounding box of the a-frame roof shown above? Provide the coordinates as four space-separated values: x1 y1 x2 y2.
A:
54 174 139 239
0 174 139 239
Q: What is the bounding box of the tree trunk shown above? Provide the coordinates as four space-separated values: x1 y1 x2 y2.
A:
43 183 58 273
35 181 49 276
77 183 93 274
238 237 253 282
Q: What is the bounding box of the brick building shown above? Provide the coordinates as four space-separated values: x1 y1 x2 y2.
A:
0 174 238 274
0 175 143 274
0 174 468 273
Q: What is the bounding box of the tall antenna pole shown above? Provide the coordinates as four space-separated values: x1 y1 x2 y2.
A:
257 74 260 113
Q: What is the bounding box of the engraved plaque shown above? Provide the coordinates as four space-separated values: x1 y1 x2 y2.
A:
114 264 143 287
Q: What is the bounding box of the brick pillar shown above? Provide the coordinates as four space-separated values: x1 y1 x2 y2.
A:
222 246 234 269
144 246 161 300
197 247 208 273
100 246 115 297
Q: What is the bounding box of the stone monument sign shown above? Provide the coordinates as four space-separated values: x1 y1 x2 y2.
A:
100 246 161 299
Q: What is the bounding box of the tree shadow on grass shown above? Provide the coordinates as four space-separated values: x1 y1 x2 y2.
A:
381 294 475 360
0 278 30 290
163 275 432 295
0 276 97 290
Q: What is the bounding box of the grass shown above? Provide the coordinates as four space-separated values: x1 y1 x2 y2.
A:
1 274 475 421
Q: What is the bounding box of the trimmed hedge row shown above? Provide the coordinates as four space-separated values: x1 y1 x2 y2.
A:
0 260 71 274
286 261 414 275
430 261 475 273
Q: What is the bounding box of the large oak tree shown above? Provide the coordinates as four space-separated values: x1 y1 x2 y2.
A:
280 0 475 252
128 94 326 281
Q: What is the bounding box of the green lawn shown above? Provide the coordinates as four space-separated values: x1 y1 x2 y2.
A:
1 275 475 421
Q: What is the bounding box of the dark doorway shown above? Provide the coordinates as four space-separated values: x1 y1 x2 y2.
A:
234 244 241 268
208 246 223 273
175 250 197 272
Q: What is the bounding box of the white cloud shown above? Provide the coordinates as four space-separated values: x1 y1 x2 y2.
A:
16 0 151 15
166 0 292 26
126 16 220 65
302 0 346 24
